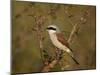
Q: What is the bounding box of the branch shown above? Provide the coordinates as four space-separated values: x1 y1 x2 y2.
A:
41 60 58 72
67 23 78 43
34 15 46 62
41 48 63 72
60 8 88 70
67 17 87 44
65 6 87 44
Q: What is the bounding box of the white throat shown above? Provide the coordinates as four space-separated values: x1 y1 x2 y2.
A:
48 30 56 34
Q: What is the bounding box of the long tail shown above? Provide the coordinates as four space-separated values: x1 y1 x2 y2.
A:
66 49 79 65
70 55 79 64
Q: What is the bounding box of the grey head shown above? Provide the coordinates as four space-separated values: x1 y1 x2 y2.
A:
46 25 60 33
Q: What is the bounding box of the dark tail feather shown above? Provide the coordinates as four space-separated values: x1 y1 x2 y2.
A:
71 56 79 65
66 49 79 65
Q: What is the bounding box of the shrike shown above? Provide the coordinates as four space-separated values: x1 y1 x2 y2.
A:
46 25 79 64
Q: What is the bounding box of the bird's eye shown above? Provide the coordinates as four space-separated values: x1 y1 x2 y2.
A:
47 27 56 30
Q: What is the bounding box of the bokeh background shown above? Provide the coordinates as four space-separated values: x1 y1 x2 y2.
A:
12 0 96 74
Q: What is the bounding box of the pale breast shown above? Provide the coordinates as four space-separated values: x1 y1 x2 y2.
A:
49 33 68 51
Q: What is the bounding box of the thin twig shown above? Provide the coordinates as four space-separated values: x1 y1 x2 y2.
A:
68 23 78 43
67 16 87 44
34 15 45 63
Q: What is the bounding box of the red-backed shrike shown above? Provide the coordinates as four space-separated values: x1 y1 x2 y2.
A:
46 25 79 64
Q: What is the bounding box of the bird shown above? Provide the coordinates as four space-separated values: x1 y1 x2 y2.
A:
46 25 79 64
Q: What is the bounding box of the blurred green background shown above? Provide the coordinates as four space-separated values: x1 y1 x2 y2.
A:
12 1 96 74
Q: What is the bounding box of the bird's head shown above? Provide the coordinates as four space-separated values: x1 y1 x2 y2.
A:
46 25 60 33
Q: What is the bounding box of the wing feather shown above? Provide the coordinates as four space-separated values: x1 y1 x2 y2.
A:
56 33 73 52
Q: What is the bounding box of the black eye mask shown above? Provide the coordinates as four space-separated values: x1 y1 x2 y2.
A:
47 27 56 30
